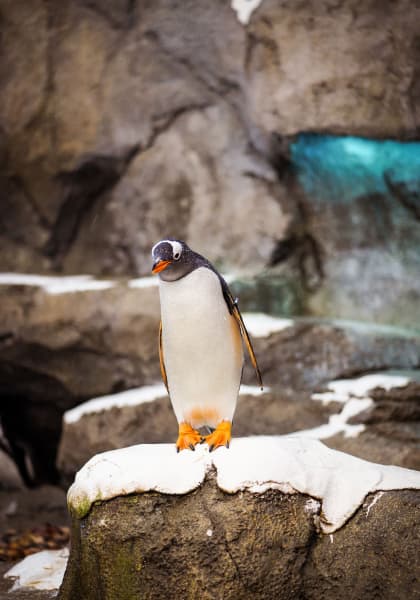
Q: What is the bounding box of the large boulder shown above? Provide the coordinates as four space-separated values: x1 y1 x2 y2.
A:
58 437 420 600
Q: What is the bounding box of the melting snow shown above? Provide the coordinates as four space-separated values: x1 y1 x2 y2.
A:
64 384 169 424
128 276 158 288
243 313 294 337
64 384 270 424
0 273 114 294
303 371 415 439
319 373 412 400
296 398 373 439
4 548 69 591
231 0 264 24
365 491 385 518
67 436 420 534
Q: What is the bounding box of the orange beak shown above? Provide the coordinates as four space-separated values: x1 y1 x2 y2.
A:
152 259 172 274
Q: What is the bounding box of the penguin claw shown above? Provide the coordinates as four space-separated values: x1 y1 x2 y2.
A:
176 422 202 452
205 420 232 452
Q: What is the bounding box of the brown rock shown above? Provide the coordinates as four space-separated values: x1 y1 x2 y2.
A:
1 0 419 278
303 490 420 600
57 481 420 600
59 480 315 600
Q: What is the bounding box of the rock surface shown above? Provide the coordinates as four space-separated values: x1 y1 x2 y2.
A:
0 277 160 485
58 438 420 600
1 0 419 329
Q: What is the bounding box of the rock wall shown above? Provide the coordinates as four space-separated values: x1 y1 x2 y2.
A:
1 0 420 325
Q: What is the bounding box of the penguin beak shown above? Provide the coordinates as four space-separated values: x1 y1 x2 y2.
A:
152 259 172 274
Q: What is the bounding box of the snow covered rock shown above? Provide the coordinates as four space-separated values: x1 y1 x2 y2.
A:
58 437 420 600
56 384 334 484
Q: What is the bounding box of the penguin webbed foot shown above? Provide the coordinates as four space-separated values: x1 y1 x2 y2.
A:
176 422 202 453
205 420 231 452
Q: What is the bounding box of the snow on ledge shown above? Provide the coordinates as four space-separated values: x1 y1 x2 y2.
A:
231 0 264 24
67 436 420 534
128 276 158 288
4 548 69 591
64 384 269 424
242 312 294 337
64 384 169 424
303 371 417 440
312 372 412 405
0 273 115 295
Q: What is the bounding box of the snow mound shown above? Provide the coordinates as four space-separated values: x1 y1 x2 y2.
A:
67 436 420 534
4 548 69 591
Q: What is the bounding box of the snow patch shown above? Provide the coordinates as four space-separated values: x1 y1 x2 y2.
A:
64 383 269 424
296 398 373 439
0 273 114 295
128 276 158 289
305 371 415 440
365 491 384 517
4 548 69 591
325 373 411 398
64 384 169 424
242 313 294 337
312 373 412 405
67 436 420 534
231 0 264 24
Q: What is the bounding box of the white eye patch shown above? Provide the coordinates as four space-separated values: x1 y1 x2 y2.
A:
152 239 183 260
169 240 183 260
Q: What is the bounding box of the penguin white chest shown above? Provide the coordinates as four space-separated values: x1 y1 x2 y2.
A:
158 267 243 428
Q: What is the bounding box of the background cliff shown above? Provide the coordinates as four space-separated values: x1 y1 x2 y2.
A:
1 0 419 323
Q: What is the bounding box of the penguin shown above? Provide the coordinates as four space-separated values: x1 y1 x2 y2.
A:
151 239 262 452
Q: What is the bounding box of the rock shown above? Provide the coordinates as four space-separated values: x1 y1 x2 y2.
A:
0 485 68 534
1 0 419 287
61 105 290 275
58 438 420 600
325 377 420 470
302 489 420 600
246 0 420 139
57 385 177 484
244 318 420 390
0 277 161 485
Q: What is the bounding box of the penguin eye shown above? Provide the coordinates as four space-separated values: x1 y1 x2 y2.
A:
173 252 181 260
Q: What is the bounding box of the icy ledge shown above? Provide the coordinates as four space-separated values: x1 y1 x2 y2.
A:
67 436 420 534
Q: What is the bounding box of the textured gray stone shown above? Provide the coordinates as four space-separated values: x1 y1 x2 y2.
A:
57 480 420 600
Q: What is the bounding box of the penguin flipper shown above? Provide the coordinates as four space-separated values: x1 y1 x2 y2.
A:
219 278 263 390
159 320 169 393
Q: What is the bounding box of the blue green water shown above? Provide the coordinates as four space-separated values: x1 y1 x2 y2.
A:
290 133 420 202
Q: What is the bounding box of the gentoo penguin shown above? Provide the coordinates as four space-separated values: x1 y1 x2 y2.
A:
151 239 262 452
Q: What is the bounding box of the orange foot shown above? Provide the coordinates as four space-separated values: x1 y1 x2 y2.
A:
205 420 232 452
176 422 202 452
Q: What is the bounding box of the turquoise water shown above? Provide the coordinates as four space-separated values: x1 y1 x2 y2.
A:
290 133 420 202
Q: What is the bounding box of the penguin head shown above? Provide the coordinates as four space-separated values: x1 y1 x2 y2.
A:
152 239 202 282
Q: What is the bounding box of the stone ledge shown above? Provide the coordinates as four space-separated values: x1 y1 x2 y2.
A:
59 437 420 600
